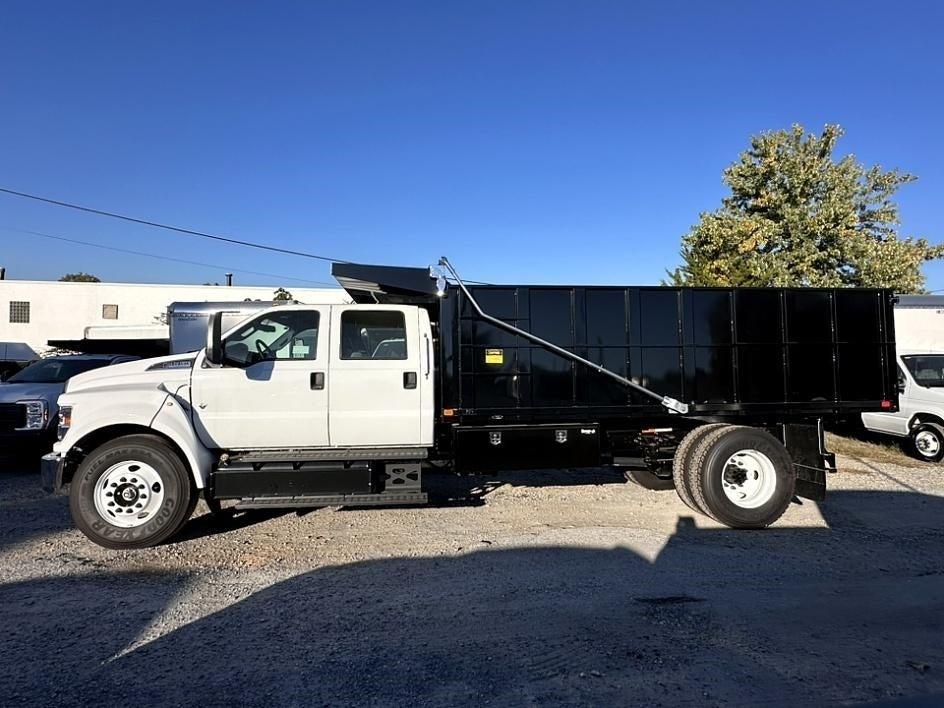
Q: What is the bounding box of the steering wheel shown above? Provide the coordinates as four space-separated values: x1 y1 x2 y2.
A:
255 339 275 359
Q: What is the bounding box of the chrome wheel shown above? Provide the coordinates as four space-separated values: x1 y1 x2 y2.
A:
915 430 942 458
720 449 777 509
93 460 165 528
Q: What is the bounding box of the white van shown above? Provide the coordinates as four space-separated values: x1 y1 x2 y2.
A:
862 351 944 463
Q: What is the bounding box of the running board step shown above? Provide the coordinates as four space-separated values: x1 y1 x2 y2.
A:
227 447 428 463
236 491 428 509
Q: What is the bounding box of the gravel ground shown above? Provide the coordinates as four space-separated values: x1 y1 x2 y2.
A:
1 452 943 707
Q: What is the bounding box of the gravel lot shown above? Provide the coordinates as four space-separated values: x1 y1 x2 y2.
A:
1 450 943 707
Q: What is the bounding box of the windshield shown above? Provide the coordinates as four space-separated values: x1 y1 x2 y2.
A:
6 358 110 384
902 355 944 388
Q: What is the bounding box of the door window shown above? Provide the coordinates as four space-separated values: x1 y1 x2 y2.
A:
223 310 319 366
340 311 407 360
902 355 944 389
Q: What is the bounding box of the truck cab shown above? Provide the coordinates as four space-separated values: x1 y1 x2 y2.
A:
862 351 944 462
44 302 433 548
192 304 433 450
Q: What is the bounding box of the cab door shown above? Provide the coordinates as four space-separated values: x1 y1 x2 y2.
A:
328 305 424 447
190 306 329 449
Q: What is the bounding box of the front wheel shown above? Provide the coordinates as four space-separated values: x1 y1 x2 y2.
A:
69 434 197 549
907 423 944 463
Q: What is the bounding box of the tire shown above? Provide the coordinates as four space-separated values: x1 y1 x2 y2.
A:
69 434 197 549
690 426 795 529
672 424 727 512
908 423 944 463
624 468 675 491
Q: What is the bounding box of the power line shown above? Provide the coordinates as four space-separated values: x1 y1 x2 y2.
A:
0 226 339 287
0 186 348 263
0 185 495 285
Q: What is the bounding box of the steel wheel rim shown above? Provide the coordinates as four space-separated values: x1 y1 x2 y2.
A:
93 461 165 528
720 449 777 509
915 430 941 458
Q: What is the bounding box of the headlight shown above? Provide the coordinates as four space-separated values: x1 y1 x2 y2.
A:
16 400 48 431
57 406 73 441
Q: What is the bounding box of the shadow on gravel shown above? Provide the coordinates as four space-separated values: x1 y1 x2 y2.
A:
2 488 943 706
425 466 629 507
0 464 289 551
174 507 293 543
0 467 627 550
0 470 72 554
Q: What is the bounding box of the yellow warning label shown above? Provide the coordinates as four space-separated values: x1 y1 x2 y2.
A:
484 348 504 365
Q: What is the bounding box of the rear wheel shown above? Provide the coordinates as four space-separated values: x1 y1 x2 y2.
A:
672 424 727 512
908 423 944 463
689 426 795 529
69 434 197 549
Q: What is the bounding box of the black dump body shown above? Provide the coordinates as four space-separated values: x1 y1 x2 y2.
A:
331 263 898 425
440 284 898 422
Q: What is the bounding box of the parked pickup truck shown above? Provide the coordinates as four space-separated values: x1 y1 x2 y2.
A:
0 354 137 462
862 351 944 463
42 260 899 549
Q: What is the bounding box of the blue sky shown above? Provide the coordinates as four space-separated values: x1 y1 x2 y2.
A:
1 1 942 289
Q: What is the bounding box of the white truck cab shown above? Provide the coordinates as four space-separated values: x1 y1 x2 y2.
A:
861 351 944 463
192 304 434 450
46 302 434 548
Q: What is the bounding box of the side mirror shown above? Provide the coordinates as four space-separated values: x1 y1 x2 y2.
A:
897 382 906 395
205 311 223 366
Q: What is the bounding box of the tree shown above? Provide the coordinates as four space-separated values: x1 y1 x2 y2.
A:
59 272 100 282
273 287 293 302
668 124 944 293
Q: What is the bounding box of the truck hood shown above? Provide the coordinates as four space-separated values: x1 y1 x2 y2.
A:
0 381 64 403
64 354 195 395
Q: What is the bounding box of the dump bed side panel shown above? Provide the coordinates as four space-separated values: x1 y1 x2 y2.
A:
439 285 897 419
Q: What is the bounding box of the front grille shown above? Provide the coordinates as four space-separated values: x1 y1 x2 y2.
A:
0 403 26 431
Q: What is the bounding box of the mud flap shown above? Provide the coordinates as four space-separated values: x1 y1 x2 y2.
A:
781 421 832 502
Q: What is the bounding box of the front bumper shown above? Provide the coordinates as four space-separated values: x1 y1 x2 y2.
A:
40 452 66 494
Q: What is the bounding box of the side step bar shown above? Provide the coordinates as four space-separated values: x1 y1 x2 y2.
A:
236 491 428 510
227 447 428 463
212 461 428 507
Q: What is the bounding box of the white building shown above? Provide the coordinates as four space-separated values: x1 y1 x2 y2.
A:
894 295 944 351
0 278 348 357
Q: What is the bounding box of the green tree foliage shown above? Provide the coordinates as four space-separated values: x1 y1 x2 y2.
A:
59 272 101 282
273 287 293 301
668 124 943 292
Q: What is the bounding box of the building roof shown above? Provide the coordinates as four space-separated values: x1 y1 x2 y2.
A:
896 295 944 307
0 279 340 291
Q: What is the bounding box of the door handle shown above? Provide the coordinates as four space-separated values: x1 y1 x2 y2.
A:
403 371 417 389
424 334 431 378
311 372 325 390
